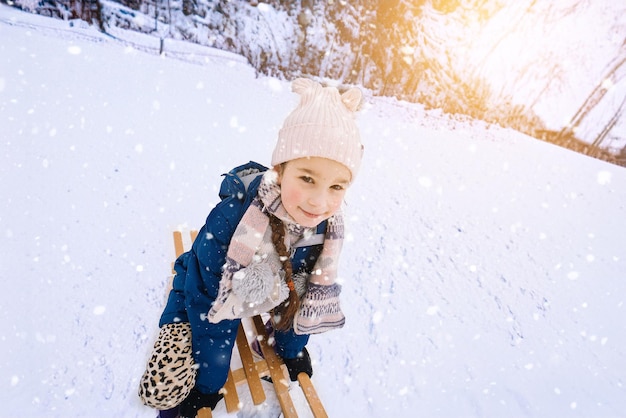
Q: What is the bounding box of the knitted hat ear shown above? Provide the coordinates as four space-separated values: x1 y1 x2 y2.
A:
291 77 317 96
341 87 361 112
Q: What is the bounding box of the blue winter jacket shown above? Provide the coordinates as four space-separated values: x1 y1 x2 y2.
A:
159 161 326 394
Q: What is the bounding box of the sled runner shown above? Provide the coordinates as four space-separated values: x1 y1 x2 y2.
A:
170 230 328 418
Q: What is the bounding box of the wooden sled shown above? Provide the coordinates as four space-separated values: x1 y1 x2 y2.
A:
170 230 328 418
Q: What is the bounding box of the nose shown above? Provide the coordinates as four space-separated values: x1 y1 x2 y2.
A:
307 189 327 208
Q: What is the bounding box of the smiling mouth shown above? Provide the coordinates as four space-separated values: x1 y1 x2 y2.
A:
300 208 322 218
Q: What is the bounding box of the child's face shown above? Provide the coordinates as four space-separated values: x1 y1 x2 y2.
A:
277 157 351 228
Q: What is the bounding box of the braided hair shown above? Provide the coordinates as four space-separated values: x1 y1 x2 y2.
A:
268 213 300 331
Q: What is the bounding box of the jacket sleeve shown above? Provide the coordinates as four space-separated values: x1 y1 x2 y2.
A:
158 199 237 327
184 196 240 323
183 197 244 393
159 251 192 326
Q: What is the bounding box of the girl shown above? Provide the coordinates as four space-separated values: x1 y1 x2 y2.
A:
139 78 363 417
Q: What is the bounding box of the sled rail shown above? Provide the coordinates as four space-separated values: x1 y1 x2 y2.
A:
171 230 328 418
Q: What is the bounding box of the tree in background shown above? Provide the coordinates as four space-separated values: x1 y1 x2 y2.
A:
565 49 626 157
27 0 106 31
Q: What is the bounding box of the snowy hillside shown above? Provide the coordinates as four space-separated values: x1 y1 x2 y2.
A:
7 0 626 150
1 6 626 418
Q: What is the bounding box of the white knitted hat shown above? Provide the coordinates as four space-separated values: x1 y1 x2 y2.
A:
272 78 363 179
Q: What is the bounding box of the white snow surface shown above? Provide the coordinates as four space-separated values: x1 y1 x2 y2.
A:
1 6 626 418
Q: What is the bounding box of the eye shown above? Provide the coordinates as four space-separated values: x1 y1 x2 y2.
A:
331 184 345 191
299 176 314 184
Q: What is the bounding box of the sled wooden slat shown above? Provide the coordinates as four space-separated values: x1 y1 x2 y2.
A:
197 407 212 418
170 230 328 418
222 369 239 413
173 230 185 257
252 315 298 418
231 359 270 382
235 322 267 405
298 373 328 418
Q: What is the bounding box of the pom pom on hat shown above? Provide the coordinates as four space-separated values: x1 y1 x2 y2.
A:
272 78 364 179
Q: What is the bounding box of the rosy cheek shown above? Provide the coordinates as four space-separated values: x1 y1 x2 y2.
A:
282 188 302 209
333 191 347 208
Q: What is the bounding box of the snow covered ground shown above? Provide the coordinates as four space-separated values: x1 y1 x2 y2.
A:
1 6 626 418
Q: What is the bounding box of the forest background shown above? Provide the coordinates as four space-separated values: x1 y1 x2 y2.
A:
3 0 626 164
